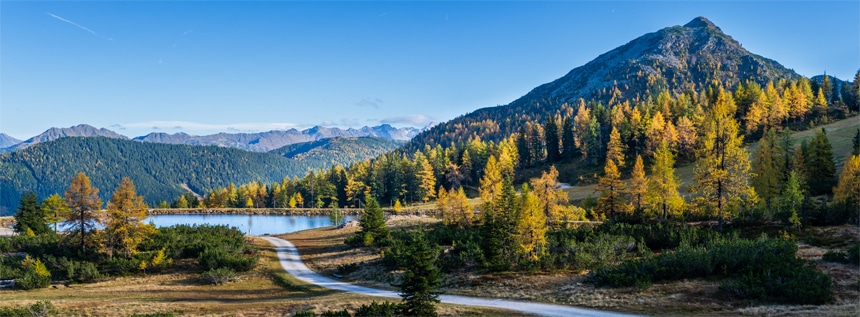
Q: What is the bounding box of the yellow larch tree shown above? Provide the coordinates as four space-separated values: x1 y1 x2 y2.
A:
646 141 685 221
529 166 569 229
105 177 156 259
64 172 103 253
629 155 647 212
515 186 546 263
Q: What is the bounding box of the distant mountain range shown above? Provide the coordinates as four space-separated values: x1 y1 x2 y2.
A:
407 16 809 149
2 123 425 153
0 136 402 215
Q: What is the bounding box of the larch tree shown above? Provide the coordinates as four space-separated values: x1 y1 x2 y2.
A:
676 116 697 160
41 193 70 233
646 111 666 155
596 158 628 223
529 166 568 229
693 87 751 232
833 154 860 209
105 177 155 259
450 188 473 227
646 141 684 221
479 155 503 209
629 155 647 212
64 172 104 253
606 126 626 168
515 185 547 263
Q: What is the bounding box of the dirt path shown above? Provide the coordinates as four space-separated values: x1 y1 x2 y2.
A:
260 236 640 317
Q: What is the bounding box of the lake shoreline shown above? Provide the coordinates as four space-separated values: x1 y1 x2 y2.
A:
147 207 434 217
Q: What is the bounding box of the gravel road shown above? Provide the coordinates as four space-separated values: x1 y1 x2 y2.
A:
260 236 640 317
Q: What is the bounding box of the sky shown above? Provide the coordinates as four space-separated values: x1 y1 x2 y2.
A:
1 1 858 140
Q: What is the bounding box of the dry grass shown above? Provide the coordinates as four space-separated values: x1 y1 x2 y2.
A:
0 232 519 316
285 217 860 316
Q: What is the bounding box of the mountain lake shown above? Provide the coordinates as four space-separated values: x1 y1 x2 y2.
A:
145 214 357 236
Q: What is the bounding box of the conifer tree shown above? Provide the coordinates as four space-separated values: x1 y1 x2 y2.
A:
805 128 836 195
751 128 784 207
676 116 697 159
562 116 576 160
105 177 155 259
596 158 628 222
516 185 546 263
516 126 531 167
14 192 50 236
833 154 860 209
64 172 103 252
479 156 503 209
629 155 647 212
606 126 626 168
694 87 751 232
396 230 441 316
529 166 568 229
545 117 561 163
41 193 69 233
646 142 684 221
358 196 388 246
780 171 805 229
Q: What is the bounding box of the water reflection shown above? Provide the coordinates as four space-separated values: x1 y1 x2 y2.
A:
146 214 357 235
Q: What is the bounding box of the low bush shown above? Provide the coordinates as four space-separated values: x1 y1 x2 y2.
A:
354 301 401 317
201 267 235 285
198 247 257 272
16 256 51 290
293 310 316 317
0 301 54 317
319 309 351 317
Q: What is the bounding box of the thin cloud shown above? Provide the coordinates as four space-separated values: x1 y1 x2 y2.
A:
46 12 114 41
181 27 195 36
119 121 304 133
355 97 383 109
380 114 435 127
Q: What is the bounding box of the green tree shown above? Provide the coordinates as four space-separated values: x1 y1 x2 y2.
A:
105 177 155 259
805 128 836 195
545 117 561 163
751 128 784 207
780 171 805 229
694 87 751 232
358 196 388 246
42 193 70 233
395 230 441 316
596 159 628 223
646 141 684 221
64 172 103 253
14 192 51 236
852 129 859 156
562 116 576 160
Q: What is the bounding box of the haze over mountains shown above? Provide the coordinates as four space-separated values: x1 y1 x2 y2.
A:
408 17 812 149
2 123 425 153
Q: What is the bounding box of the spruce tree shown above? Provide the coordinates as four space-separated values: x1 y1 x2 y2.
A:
358 196 388 246
14 192 51 236
396 230 441 316
545 117 561 163
805 128 836 196
562 116 576 160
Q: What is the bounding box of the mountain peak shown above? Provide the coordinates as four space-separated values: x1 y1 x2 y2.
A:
684 16 720 31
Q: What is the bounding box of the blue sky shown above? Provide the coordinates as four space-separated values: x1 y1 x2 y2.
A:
1 1 857 140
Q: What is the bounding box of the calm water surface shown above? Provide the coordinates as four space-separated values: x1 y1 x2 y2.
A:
146 214 357 235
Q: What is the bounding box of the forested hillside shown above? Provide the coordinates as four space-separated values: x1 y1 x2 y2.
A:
0 137 323 214
270 137 404 167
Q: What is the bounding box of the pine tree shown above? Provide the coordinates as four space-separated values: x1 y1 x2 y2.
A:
805 128 836 195
14 192 50 236
629 155 647 212
64 172 103 253
646 141 684 221
545 117 561 163
693 87 751 232
41 194 69 233
596 158 628 222
606 126 626 168
105 177 155 259
396 230 441 316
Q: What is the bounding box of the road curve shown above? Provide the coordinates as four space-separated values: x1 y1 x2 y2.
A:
259 236 640 317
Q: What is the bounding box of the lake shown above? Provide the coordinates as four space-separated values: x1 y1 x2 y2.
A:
146 214 357 236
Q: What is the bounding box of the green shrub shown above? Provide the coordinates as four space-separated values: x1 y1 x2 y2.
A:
0 237 12 253
823 250 850 264
17 256 51 290
320 309 351 317
201 267 235 285
354 301 401 317
293 310 316 317
0 301 54 317
198 247 257 272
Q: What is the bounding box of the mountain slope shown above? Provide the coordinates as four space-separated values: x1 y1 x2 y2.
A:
0 136 390 215
11 124 128 151
408 16 802 149
270 137 404 167
0 133 21 148
133 124 422 152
